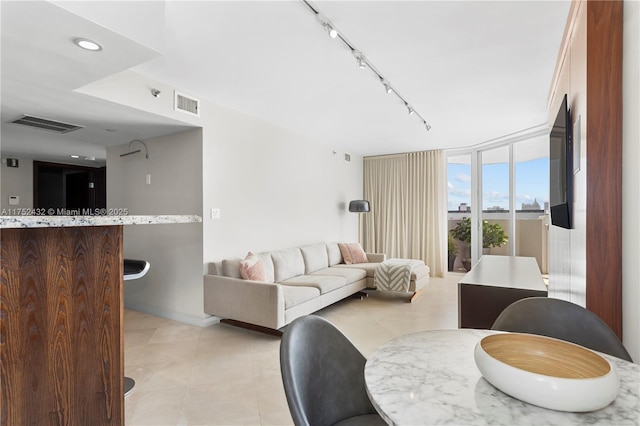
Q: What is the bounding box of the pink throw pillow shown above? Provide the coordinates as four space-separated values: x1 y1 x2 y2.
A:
240 252 266 281
338 243 368 265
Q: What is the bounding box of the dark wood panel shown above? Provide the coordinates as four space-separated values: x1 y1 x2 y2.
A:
1 226 124 425
458 283 548 329
585 0 624 338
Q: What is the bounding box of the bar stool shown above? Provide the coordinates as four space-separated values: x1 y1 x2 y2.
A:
123 259 150 396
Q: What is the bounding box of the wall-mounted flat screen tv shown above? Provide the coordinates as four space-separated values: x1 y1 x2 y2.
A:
549 94 573 229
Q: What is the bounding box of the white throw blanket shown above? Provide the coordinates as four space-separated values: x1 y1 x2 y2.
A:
374 258 425 293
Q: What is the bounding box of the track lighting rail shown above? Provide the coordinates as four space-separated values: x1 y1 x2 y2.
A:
302 0 431 132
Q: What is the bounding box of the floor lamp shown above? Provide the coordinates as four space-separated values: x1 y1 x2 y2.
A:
348 200 370 245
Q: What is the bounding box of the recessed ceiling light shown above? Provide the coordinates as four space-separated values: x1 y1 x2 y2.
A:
70 155 80 159
74 38 102 51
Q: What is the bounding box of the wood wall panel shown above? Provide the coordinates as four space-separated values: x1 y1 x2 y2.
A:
1 226 123 425
585 0 624 338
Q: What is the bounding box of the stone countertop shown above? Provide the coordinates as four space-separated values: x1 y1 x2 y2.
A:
459 255 546 291
0 215 202 229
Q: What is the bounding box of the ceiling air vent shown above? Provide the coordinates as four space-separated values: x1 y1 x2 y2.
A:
174 91 200 117
10 115 84 134
344 153 352 163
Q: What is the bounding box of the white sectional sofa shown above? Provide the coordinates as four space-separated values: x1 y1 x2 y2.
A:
203 242 429 333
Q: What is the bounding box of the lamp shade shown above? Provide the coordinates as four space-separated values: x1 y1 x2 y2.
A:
348 200 370 213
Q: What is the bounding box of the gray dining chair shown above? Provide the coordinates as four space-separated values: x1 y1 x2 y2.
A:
280 315 386 426
491 297 633 362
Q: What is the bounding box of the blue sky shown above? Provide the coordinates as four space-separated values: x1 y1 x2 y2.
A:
448 158 549 211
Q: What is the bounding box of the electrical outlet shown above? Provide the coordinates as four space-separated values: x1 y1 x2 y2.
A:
210 208 221 219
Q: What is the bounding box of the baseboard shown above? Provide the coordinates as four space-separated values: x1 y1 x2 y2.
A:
124 300 221 328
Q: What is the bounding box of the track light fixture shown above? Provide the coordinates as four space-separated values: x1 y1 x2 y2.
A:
380 78 392 94
315 13 338 39
406 103 414 116
322 22 338 38
303 0 431 133
352 50 367 69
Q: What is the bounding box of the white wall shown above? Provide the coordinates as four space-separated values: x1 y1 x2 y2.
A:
549 0 639 361
107 128 205 324
622 0 640 363
548 1 587 305
0 157 33 211
105 94 363 325
201 103 362 263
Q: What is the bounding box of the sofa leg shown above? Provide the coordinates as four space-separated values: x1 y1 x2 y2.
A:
409 290 424 303
350 291 369 300
219 319 283 337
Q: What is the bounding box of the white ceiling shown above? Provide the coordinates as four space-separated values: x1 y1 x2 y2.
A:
0 0 570 165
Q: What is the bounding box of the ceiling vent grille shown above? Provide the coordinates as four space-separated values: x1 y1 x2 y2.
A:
174 91 200 117
10 115 84 134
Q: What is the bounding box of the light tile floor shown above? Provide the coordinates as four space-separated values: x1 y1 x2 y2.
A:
124 273 462 425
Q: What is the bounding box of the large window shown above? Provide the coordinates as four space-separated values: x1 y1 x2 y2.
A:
447 134 549 273
447 155 472 213
481 145 510 257
447 154 472 271
514 136 549 273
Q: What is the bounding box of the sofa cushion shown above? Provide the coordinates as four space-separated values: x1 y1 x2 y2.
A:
271 248 305 282
281 285 320 309
281 274 347 294
311 267 367 284
210 261 223 275
300 243 329 274
326 242 343 266
411 263 430 281
333 262 379 278
338 243 369 264
222 258 242 278
240 252 266 281
256 252 275 283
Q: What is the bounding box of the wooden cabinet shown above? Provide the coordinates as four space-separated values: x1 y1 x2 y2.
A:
1 226 124 425
458 256 548 329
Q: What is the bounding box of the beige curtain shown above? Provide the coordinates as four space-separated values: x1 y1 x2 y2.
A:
362 150 447 277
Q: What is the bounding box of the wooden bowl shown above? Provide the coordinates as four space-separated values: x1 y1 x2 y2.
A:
474 333 619 412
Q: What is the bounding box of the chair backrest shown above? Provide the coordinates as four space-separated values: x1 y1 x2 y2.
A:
491 297 633 362
280 315 379 426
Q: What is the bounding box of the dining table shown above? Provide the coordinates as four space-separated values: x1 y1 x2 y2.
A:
364 329 640 425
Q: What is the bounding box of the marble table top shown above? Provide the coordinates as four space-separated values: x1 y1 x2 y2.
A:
364 329 640 425
0 214 202 229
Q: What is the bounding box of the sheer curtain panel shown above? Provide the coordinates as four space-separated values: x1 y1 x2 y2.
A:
362 150 446 276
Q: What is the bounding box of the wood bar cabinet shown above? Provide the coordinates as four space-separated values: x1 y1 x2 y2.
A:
0 215 200 425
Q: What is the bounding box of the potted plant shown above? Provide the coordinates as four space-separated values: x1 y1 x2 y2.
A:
482 221 508 252
447 232 458 271
450 218 472 271
450 217 508 270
